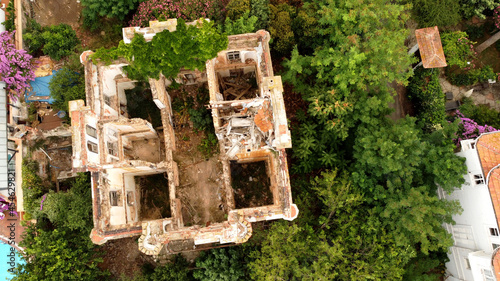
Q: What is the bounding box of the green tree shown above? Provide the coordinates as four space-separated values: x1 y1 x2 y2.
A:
49 67 86 112
24 22 80 60
41 24 80 60
250 0 270 29
225 0 251 20
21 159 47 219
2 1 15 32
12 224 107 281
194 247 249 281
407 68 446 129
223 11 259 35
352 118 465 253
283 0 414 142
410 0 461 27
461 0 500 19
147 255 193 281
81 0 141 30
268 3 296 55
33 173 93 232
249 170 414 281
92 19 228 81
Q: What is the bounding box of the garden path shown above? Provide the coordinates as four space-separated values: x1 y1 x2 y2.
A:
440 77 500 111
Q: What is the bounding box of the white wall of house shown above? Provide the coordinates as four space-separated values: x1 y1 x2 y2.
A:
440 140 500 281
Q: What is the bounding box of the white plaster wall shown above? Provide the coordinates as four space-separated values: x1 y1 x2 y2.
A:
0 10 6 33
84 115 100 164
469 251 495 281
442 144 499 281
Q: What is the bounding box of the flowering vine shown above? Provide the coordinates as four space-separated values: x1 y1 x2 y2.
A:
0 31 36 101
495 6 500 30
129 0 225 27
454 110 498 146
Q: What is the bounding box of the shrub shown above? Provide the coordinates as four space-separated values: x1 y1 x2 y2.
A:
453 110 497 145
2 1 15 32
448 65 497 86
459 97 500 128
23 22 79 60
269 4 296 55
130 0 225 27
49 67 86 112
407 68 446 128
22 159 47 218
41 24 80 60
441 31 476 69
465 24 484 41
0 31 36 99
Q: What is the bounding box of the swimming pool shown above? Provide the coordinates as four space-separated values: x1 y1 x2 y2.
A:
0 241 25 280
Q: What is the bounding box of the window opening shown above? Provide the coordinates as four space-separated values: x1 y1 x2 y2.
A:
86 125 97 138
87 141 98 153
474 174 485 185
227 51 240 62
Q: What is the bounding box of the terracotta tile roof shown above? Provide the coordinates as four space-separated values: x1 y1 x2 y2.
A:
491 169 500 280
477 132 500 176
415 26 447 68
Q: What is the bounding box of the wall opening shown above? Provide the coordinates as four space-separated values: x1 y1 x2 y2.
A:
137 173 171 220
230 160 273 208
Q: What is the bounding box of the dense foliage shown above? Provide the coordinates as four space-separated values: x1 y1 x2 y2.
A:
441 31 476 69
14 173 107 280
410 0 461 28
459 97 500 128
453 110 497 144
23 23 80 60
194 248 249 280
222 11 258 35
407 68 446 128
2 1 15 32
92 19 228 81
49 67 86 112
130 0 225 27
0 31 36 99
81 0 141 27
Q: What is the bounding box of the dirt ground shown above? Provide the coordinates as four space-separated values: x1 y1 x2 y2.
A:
29 136 73 184
98 237 156 279
30 0 81 28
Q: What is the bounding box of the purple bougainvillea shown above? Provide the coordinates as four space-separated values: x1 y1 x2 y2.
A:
454 110 498 145
0 31 36 101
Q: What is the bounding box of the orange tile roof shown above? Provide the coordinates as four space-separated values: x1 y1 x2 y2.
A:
477 132 500 176
478 132 500 278
415 26 447 68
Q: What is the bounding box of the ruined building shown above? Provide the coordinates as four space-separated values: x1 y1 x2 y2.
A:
70 19 298 255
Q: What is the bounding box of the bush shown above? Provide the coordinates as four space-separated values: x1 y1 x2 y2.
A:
0 31 36 98
21 159 47 218
2 1 15 32
459 97 500 128
81 0 141 28
465 24 484 41
23 18 44 56
49 67 86 112
23 22 80 60
441 31 476 69
407 68 446 128
41 24 80 60
453 110 497 144
130 0 225 27
448 65 497 86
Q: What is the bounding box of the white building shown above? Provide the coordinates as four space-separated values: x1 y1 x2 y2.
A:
439 131 500 281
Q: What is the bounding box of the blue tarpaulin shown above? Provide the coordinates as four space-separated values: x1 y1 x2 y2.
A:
25 70 59 104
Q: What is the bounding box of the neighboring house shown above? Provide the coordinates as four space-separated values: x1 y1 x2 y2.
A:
439 131 500 281
70 19 298 256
